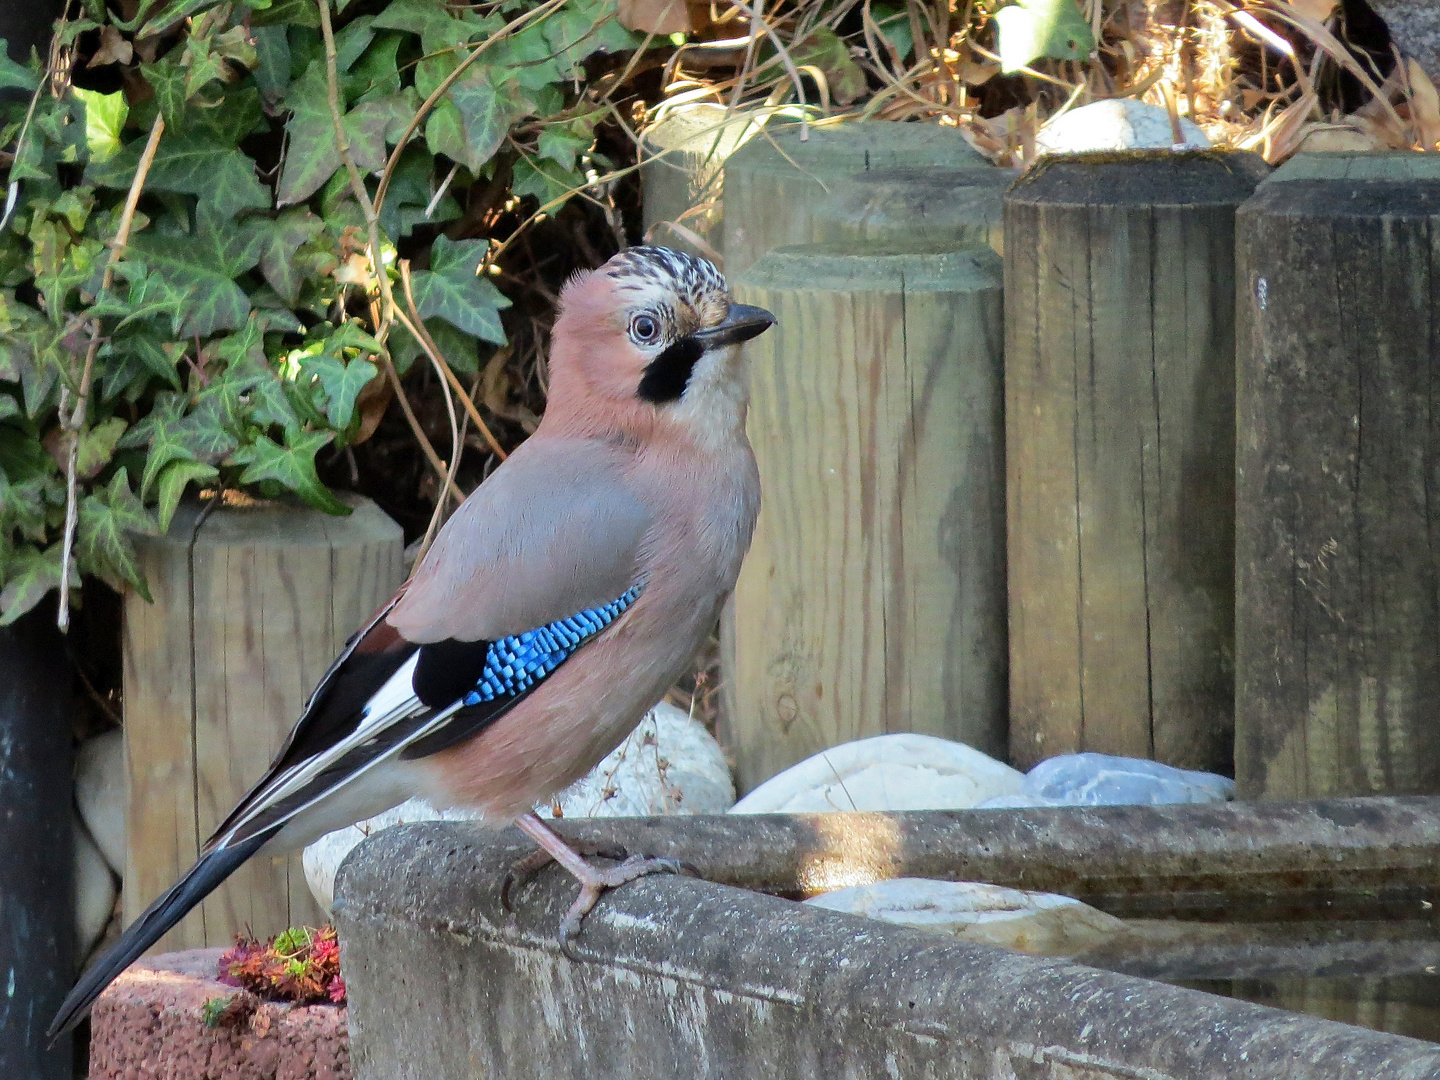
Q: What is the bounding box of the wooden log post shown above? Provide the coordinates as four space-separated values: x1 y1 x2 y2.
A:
123 493 404 952
1004 152 1267 774
721 121 991 274
1235 153 1440 799
810 167 1016 257
725 244 1006 793
639 104 766 255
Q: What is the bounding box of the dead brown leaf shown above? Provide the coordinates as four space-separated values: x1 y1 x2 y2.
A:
1408 59 1440 149
87 26 133 69
617 0 693 36
1281 0 1336 21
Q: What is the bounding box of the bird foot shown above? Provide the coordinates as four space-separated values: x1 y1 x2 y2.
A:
506 813 691 951
500 839 628 913
557 854 688 946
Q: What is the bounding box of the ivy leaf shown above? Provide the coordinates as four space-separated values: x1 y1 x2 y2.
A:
543 0 641 76
126 211 264 337
373 0 496 53
409 236 509 344
73 88 129 164
252 25 291 100
230 430 349 515
513 155 585 207
424 68 511 173
140 55 192 130
334 15 376 71
304 351 378 430
255 209 326 305
154 458 218 532
136 0 228 37
345 32 403 102
277 63 415 205
247 0 320 28
790 27 868 105
994 0 1094 73
75 416 128 481
538 121 593 172
77 467 158 598
0 543 65 625
89 128 270 221
0 46 40 93
0 472 52 542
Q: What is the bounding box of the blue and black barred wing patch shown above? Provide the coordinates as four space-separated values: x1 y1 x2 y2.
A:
400 585 642 760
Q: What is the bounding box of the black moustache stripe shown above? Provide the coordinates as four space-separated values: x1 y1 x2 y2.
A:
636 336 703 404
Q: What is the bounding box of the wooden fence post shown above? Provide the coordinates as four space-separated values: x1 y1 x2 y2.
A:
721 121 990 274
1235 153 1440 799
639 104 766 255
810 167 1015 256
123 493 404 952
1004 152 1267 774
725 244 1006 793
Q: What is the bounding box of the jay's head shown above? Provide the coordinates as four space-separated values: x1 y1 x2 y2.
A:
547 246 775 435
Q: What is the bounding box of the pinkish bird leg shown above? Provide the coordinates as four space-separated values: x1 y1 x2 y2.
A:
511 813 686 943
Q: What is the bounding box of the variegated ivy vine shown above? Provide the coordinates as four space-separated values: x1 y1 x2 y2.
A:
0 0 642 625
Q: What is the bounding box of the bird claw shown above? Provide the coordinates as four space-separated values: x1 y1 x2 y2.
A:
500 839 629 913
556 855 689 953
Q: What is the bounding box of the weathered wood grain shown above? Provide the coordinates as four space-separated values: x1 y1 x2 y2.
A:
721 121 989 274
639 104 765 255
122 501 204 952
726 244 1006 793
1004 152 1267 773
811 167 1015 256
1235 153 1440 799
123 494 403 950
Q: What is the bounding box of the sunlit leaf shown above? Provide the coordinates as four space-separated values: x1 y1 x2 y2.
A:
73 88 129 164
994 0 1094 73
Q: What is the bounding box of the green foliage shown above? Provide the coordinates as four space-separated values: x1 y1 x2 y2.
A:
0 0 639 620
993 0 1095 73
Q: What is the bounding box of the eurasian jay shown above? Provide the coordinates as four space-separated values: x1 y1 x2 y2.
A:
49 245 775 1036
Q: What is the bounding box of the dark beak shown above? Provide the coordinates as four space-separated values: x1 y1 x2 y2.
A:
693 303 775 349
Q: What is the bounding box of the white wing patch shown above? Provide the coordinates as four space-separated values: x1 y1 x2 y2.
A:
210 653 465 849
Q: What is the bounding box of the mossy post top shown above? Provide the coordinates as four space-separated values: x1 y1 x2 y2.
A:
1262 150 1440 184
1243 151 1440 220
724 119 989 177
1007 149 1269 209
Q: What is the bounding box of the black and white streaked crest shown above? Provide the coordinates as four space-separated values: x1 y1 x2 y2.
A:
605 245 728 307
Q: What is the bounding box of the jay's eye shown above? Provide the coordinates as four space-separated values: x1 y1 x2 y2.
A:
630 315 661 344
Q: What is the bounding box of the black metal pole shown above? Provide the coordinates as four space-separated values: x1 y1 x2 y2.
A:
0 602 76 1079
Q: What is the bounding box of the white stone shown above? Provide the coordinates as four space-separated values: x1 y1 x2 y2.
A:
302 702 734 914
75 813 117 957
1035 99 1210 155
303 797 484 915
76 728 125 876
729 734 1024 815
537 701 734 820
976 752 1236 809
804 878 1127 956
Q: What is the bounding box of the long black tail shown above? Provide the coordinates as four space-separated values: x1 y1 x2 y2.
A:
47 831 270 1039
